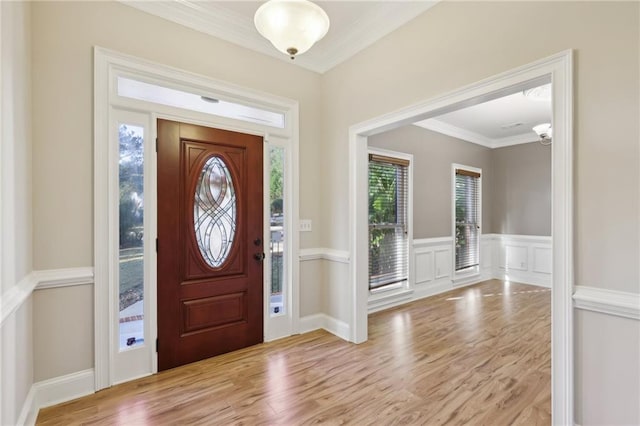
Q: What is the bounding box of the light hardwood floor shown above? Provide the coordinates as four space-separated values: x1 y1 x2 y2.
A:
37 280 551 425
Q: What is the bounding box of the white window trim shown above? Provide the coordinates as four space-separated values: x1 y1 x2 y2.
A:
451 163 482 283
366 147 414 306
95 47 300 389
349 50 574 425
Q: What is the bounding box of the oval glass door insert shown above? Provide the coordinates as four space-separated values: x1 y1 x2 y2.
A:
194 156 237 268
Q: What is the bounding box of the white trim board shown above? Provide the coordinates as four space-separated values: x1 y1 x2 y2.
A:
349 50 574 426
299 248 350 264
17 369 95 426
414 118 539 149
33 267 94 291
573 286 640 321
298 313 350 341
1 273 37 327
1 267 94 327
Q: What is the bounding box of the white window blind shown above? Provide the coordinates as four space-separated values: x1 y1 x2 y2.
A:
455 168 480 272
368 154 409 290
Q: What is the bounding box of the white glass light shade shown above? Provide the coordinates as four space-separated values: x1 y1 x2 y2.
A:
254 0 330 59
523 83 552 101
533 123 552 139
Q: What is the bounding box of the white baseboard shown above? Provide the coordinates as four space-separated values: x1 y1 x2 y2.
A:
299 313 350 341
16 386 37 426
493 270 551 288
299 248 350 264
368 289 413 314
18 369 95 426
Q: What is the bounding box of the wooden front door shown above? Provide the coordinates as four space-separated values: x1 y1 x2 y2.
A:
157 119 264 371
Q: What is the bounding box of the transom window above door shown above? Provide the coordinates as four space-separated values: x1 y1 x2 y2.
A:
117 76 286 129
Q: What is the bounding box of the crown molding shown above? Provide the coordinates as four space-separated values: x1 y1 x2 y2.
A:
415 118 540 149
492 133 539 148
414 118 494 148
119 1 439 74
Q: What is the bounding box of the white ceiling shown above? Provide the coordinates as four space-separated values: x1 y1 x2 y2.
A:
121 1 550 147
121 1 439 74
414 85 552 149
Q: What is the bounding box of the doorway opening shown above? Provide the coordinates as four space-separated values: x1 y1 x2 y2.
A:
349 50 573 424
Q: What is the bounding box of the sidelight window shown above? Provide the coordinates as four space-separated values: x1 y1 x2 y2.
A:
269 146 286 316
118 123 145 350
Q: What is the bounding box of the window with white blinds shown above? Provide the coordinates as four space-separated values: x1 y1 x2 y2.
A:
368 154 409 290
454 168 481 272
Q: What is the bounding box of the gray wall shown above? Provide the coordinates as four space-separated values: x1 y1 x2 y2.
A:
369 126 551 238
369 126 493 239
491 142 551 235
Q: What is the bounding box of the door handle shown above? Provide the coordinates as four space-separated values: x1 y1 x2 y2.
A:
254 252 265 261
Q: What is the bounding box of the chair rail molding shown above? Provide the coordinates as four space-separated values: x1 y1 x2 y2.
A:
573 286 640 320
34 267 95 290
0 273 37 327
1 267 95 327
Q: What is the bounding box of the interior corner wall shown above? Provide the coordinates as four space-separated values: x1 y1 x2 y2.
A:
491 142 551 236
368 126 552 239
30 0 324 381
368 125 493 238
1 0 34 424
320 1 639 424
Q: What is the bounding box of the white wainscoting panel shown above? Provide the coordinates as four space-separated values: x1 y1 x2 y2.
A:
367 237 456 312
367 234 551 314
415 250 434 284
414 237 453 288
502 244 528 271
533 246 552 274
483 234 552 288
434 249 451 279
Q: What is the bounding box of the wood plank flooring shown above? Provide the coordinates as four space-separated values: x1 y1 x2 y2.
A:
37 280 550 425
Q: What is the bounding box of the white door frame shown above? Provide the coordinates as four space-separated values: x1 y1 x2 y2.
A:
94 47 300 389
349 50 573 425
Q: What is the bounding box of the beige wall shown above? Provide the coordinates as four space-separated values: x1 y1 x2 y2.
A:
368 125 494 238
1 1 34 424
491 142 551 236
369 127 551 239
33 286 94 382
30 0 324 380
575 310 640 425
21 1 640 424
321 1 639 423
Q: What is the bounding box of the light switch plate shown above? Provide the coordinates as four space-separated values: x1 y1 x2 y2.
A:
299 219 312 232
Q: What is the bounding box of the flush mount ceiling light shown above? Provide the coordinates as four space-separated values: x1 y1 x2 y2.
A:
254 0 330 60
533 122 553 145
523 83 552 101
